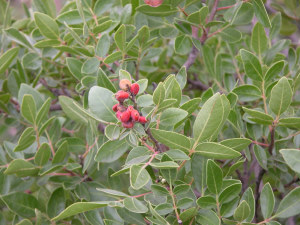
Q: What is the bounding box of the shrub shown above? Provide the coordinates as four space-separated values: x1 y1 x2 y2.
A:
0 0 300 224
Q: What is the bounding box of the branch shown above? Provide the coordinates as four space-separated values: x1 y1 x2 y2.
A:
268 125 275 155
187 78 209 90
255 168 266 222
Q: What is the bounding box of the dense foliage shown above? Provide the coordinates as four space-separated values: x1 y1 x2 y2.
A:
0 0 300 224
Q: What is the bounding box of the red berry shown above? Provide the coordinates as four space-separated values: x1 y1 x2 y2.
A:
127 105 134 112
144 0 163 7
112 104 119 112
122 121 134 129
138 116 148 124
130 83 140 95
120 110 131 122
131 110 140 121
115 90 129 102
116 111 122 120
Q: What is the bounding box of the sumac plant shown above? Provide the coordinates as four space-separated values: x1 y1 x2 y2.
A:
0 0 300 224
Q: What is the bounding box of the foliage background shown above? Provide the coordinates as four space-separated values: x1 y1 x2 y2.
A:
0 0 300 224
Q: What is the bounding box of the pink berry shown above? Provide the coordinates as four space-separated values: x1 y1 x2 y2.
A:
138 116 148 124
112 104 119 112
115 91 129 102
120 110 131 122
116 111 122 120
130 83 140 95
127 105 134 112
144 0 163 7
131 110 140 121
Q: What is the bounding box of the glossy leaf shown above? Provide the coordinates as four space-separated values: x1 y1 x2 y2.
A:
260 183 275 219
269 77 292 116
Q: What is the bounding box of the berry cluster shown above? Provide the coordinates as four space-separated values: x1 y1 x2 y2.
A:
113 79 147 128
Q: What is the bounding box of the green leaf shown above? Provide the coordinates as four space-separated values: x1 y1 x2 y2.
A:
97 68 117 93
1 192 39 218
274 187 300 218
34 39 60 48
186 6 208 25
269 77 292 116
21 94 36 124
159 108 188 127
163 76 182 107
95 139 128 163
252 0 271 28
0 47 19 75
96 33 110 58
280 149 300 174
66 58 84 81
130 165 150 190
82 57 100 75
231 2 254 25
14 127 36 152
180 97 201 115
96 188 129 198
206 159 223 194
197 209 220 225
233 84 261 102
114 24 126 52
241 187 255 222
220 138 251 151
150 129 191 153
93 20 113 34
240 49 262 81
34 143 51 166
270 13 281 39
52 202 108 221
150 161 179 169
57 9 92 25
52 141 68 164
34 98 50 127
176 66 187 89
4 159 39 177
22 52 42 70
220 26 242 43
124 198 148 213
33 0 56 18
47 187 65 218
242 107 274 125
104 51 122 64
278 117 300 130
196 196 216 208
88 86 118 123
264 60 284 82
34 12 59 39
260 183 275 219
5 28 33 49
202 45 215 77
234 200 250 221
93 0 113 16
148 202 170 225
59 96 88 124
175 35 192 55
219 183 242 204
153 82 165 105
136 4 178 17
196 142 241 159
251 22 268 56
119 69 132 81
193 93 230 145
137 25 149 48
254 145 267 170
